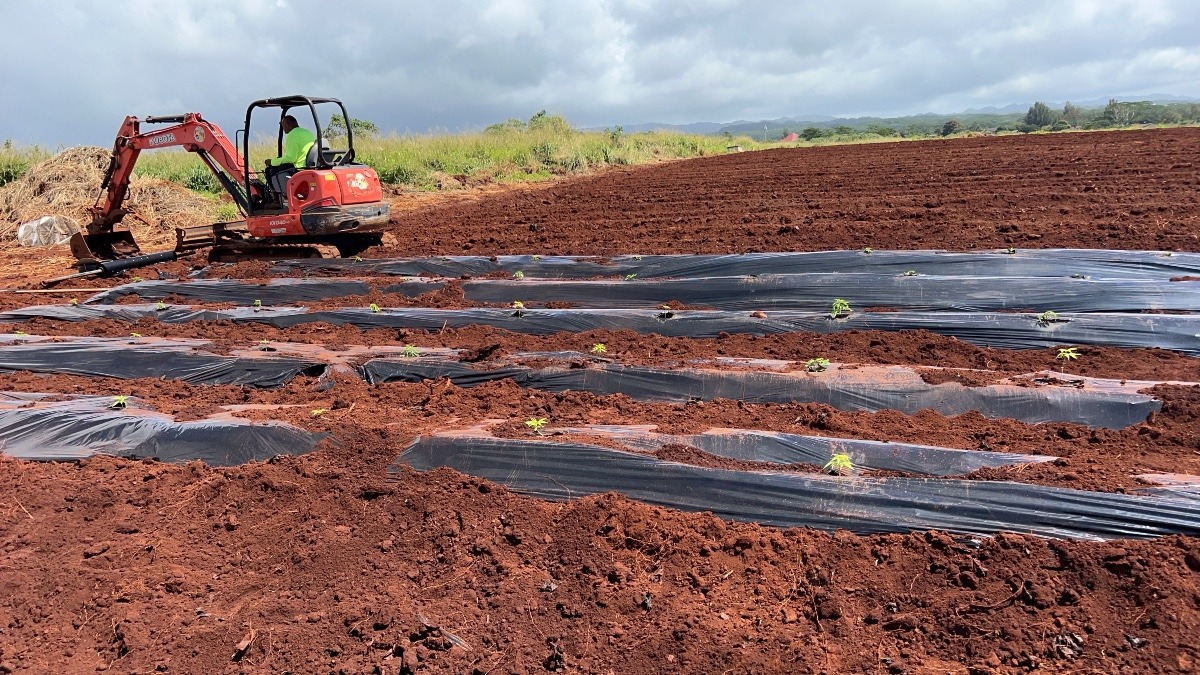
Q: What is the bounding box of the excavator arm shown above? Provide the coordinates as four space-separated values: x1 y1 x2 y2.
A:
89 113 260 232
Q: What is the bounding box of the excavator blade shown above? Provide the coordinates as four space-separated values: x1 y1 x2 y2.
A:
69 229 143 264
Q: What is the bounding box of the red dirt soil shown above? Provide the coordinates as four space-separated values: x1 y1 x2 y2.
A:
381 128 1200 256
3 129 1200 674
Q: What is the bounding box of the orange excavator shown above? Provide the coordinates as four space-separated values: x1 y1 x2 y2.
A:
70 94 390 273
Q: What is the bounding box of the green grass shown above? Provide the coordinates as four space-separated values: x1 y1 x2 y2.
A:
1 129 764 196
0 142 50 188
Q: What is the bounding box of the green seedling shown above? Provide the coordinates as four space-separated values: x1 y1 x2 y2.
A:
805 357 831 373
1004 247 1017 255
862 247 873 254
109 395 129 410
130 332 143 338
531 255 541 262
624 273 637 281
155 301 168 311
823 453 854 476
311 408 327 417
69 298 79 305
253 299 263 308
354 255 363 262
511 300 525 316
13 330 26 337
903 270 918 277
1037 310 1060 325
513 270 525 279
633 255 642 261
829 298 851 319
1057 347 1080 361
401 344 420 358
525 417 548 435
131 276 144 283
369 303 381 313
590 343 607 354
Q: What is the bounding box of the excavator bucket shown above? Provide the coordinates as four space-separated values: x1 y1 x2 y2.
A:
69 229 143 264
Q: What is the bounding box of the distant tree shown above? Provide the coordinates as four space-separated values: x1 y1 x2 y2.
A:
527 110 572 134
1103 99 1135 126
801 127 824 141
1024 102 1056 128
941 119 962 136
326 114 379 138
866 124 898 137
1061 102 1084 128
833 125 856 136
484 118 526 134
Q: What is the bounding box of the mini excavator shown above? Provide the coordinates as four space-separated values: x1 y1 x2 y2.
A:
68 95 390 274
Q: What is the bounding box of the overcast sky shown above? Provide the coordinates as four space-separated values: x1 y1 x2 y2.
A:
3 0 1198 145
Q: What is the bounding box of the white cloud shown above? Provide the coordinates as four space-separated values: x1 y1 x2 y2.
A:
0 0 1196 144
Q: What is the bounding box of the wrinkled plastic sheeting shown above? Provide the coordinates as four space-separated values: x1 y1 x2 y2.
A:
5 304 1198 355
80 274 1200 313
393 436 1200 541
1132 474 1200 502
460 274 1200 313
361 358 1160 429
17 215 79 247
549 424 1055 476
0 396 326 464
0 338 324 387
83 278 444 306
273 249 1200 280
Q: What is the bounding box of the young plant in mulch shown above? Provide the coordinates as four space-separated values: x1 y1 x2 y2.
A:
130 333 143 338
354 255 363 262
1003 247 1017 255
590 343 607 354
823 452 854 476
369 303 382 313
69 298 78 306
109 395 130 410
13 330 26 337
401 345 420 358
624 273 637 281
155 301 168 311
525 417 548 435
511 300 525 317
862 247 873 254
513 270 525 279
903 270 918 277
829 298 851 319
1036 310 1063 326
531 255 541 262
253 299 263 312
805 357 831 373
311 408 327 417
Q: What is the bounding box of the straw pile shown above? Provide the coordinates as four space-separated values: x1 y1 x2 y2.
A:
0 146 217 246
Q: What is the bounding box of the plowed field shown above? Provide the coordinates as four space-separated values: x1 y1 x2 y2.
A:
2 128 1200 675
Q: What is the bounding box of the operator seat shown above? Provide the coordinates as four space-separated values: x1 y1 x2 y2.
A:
268 140 320 197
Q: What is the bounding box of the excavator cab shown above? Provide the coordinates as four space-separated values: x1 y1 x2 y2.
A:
247 96 357 210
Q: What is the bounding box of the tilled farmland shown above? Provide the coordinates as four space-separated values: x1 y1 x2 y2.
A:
1 129 1199 674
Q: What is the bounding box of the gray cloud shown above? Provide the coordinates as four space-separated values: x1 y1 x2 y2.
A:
2 0 1197 145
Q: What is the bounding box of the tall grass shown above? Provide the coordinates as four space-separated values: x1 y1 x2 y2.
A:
0 142 50 188
1 129 764 195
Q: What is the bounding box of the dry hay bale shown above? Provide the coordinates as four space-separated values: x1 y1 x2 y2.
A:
0 146 217 245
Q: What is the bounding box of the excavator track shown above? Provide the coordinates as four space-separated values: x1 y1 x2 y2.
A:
207 243 340 264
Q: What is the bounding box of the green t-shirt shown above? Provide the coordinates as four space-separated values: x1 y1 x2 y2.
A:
268 127 316 167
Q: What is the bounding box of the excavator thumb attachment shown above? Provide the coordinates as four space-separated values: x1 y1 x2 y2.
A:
69 229 143 265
